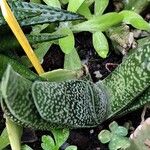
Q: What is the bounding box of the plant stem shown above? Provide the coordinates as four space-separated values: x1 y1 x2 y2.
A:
5 118 22 150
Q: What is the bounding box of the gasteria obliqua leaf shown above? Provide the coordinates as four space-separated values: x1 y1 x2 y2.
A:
0 0 84 27
0 40 150 129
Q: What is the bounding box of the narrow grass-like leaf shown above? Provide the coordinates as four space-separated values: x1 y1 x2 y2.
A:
40 69 82 82
71 12 123 32
93 31 109 58
64 48 82 70
120 10 150 31
21 145 33 150
59 28 75 54
67 0 86 12
41 135 55 150
94 0 109 15
77 2 92 19
43 0 61 8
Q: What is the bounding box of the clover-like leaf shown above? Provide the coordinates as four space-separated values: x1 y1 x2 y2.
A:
65 145 78 150
109 135 130 150
52 129 70 148
98 130 112 144
41 135 55 150
21 145 33 150
114 126 128 137
109 121 118 132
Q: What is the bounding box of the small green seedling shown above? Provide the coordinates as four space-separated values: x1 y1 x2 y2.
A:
98 121 130 150
41 129 77 150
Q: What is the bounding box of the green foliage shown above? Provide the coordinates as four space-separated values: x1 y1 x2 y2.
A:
0 128 9 150
21 145 33 150
64 48 82 70
40 69 83 82
68 0 86 12
41 129 77 150
59 27 75 54
94 0 109 15
98 121 130 150
71 12 123 32
93 31 109 58
0 0 84 26
43 0 61 8
120 10 150 31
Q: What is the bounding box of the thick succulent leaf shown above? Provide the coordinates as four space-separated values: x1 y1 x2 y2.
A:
27 34 66 44
0 55 39 81
1 66 108 128
119 87 150 117
103 42 150 117
32 79 108 127
0 0 84 26
1 66 59 130
0 34 65 52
